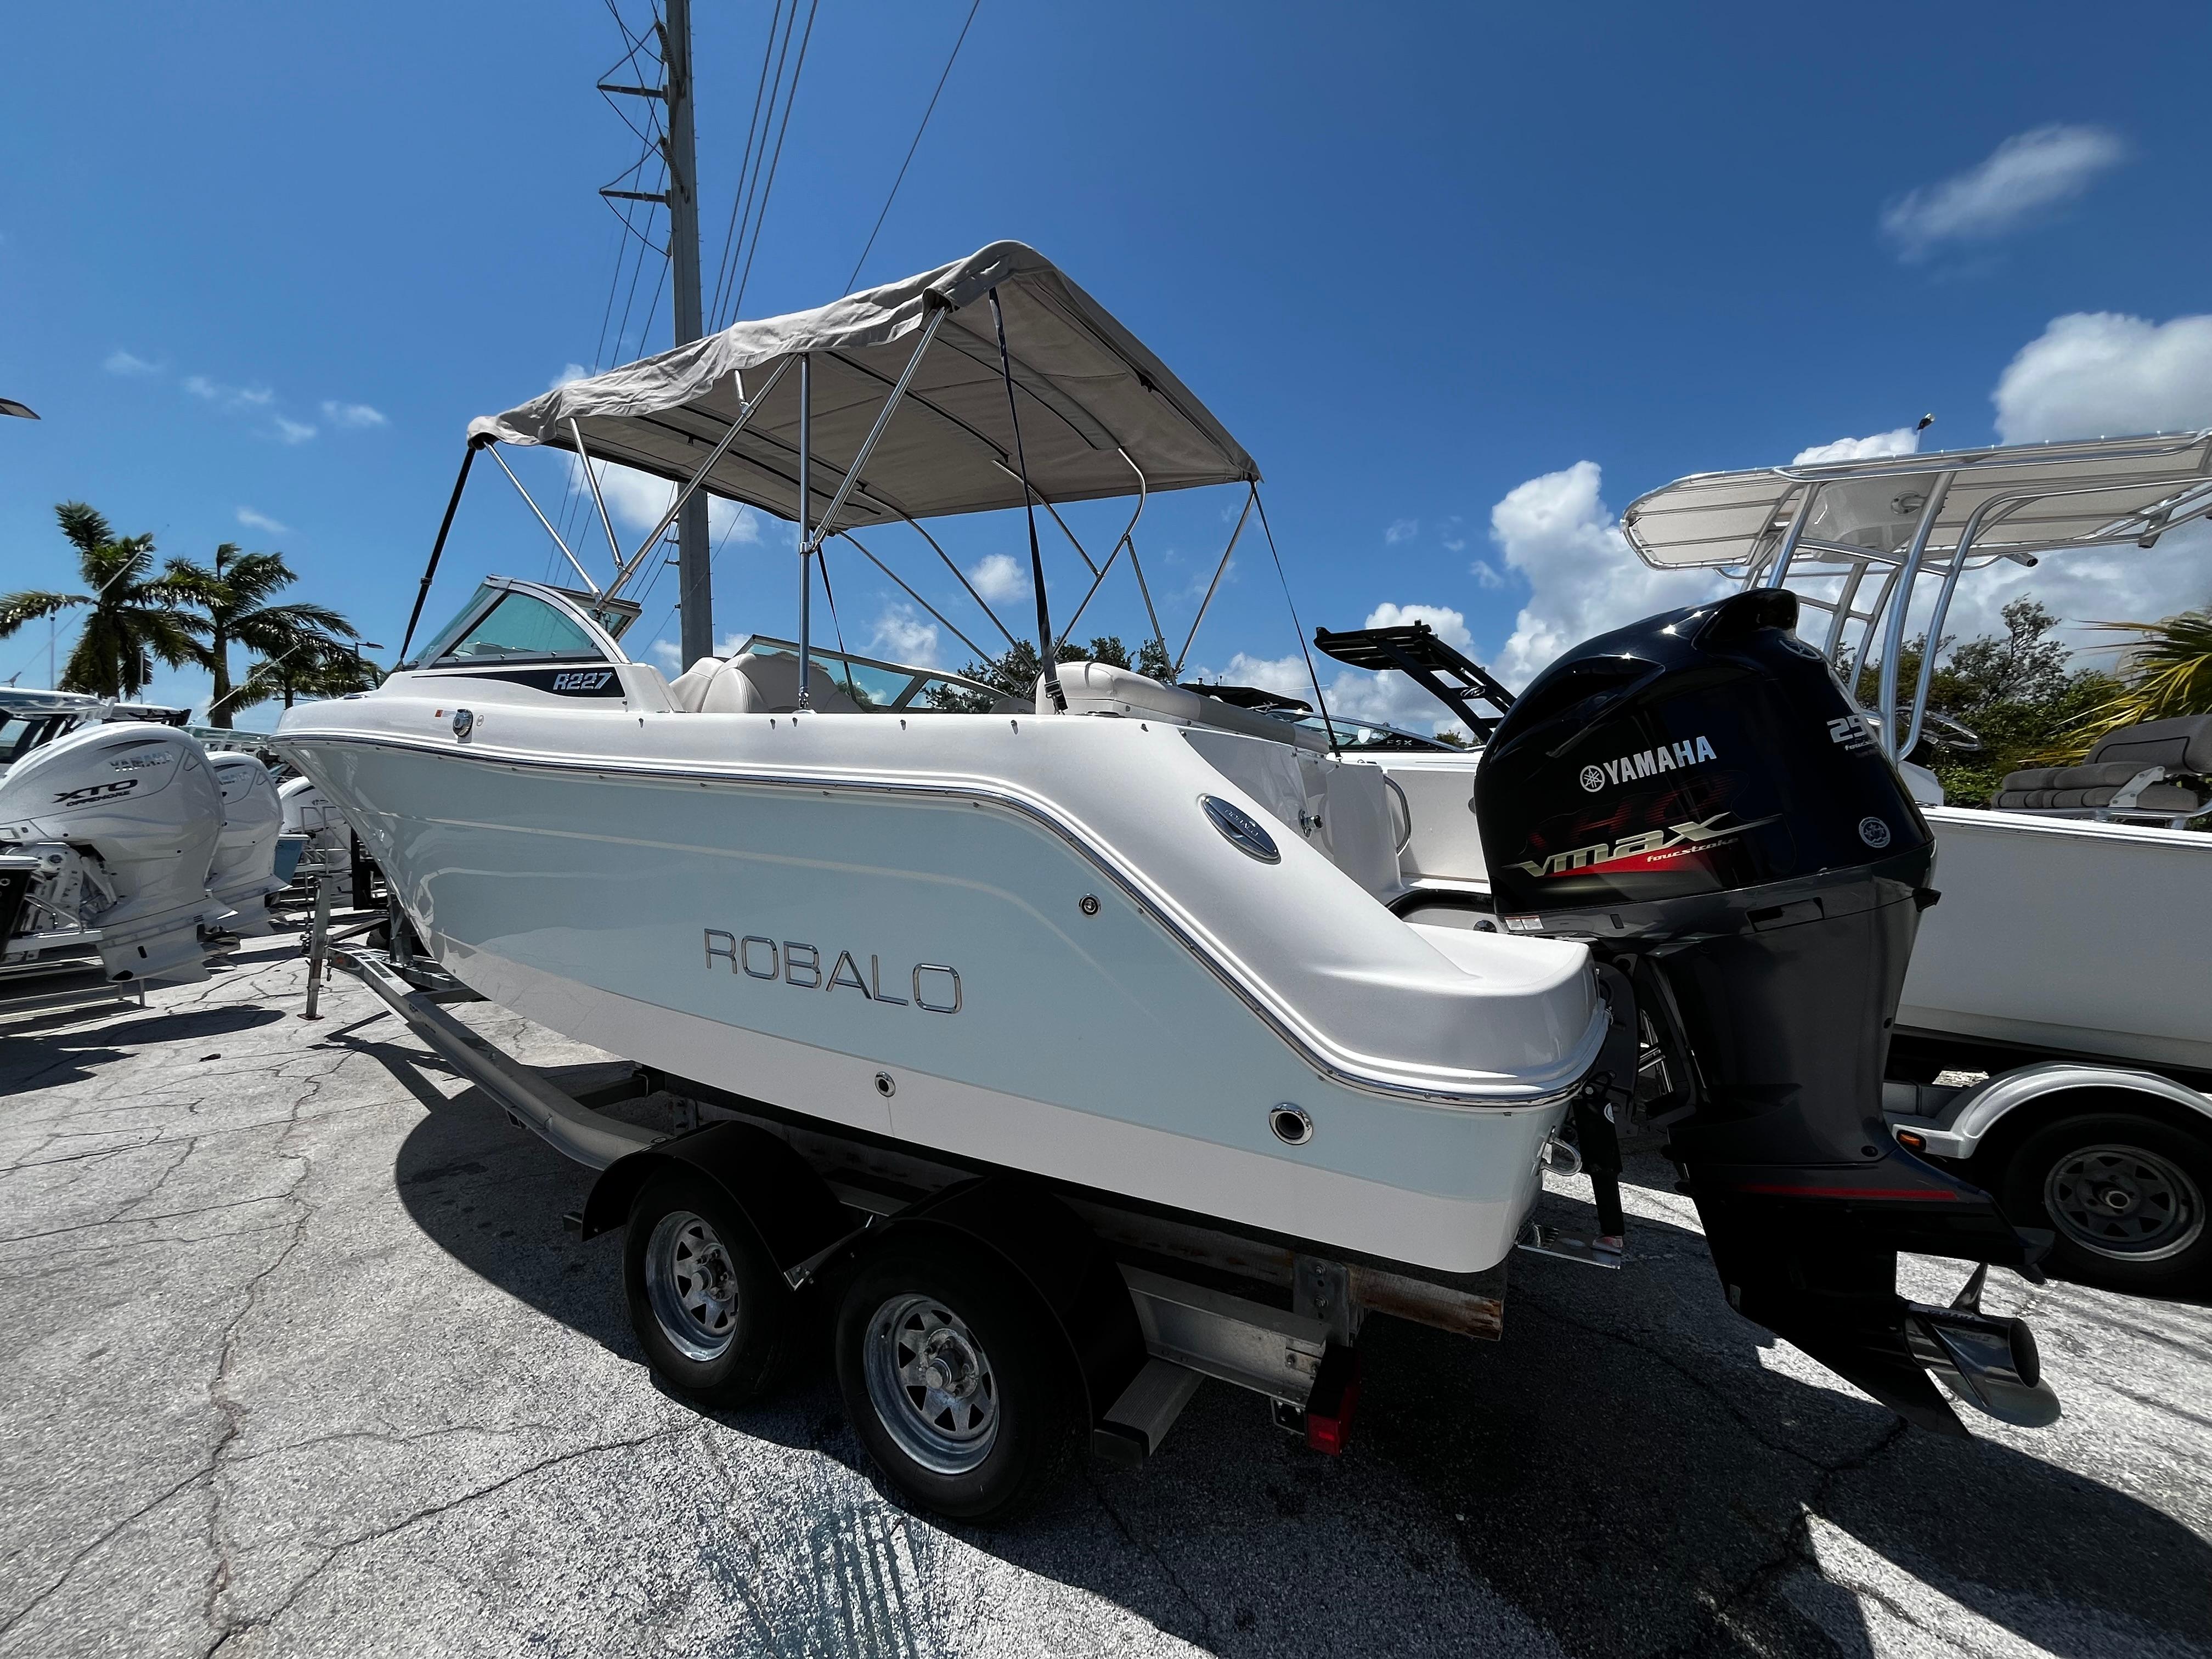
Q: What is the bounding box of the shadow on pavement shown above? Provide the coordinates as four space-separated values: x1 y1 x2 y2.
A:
0 1003 287 1097
380 1068 2212 1659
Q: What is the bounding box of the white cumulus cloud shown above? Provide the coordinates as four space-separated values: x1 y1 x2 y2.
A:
1488 461 1729 690
185 375 275 408
272 416 317 444
235 506 289 535
1991 312 2212 444
1192 601 1485 735
1792 427 1924 465
1881 124 2126 261
104 349 160 376
968 552 1028 605
564 454 763 548
321 400 387 430
870 604 941 668
1384 518 1419 545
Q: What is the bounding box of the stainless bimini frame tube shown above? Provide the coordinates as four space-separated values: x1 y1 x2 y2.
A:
1896 476 2212 758
1730 461 2212 763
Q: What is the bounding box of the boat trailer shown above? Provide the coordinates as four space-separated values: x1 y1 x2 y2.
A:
303 899 1537 1478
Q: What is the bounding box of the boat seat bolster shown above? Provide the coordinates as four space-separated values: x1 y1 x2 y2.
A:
2087 712 2212 774
666 657 724 713
1050 661 1212 723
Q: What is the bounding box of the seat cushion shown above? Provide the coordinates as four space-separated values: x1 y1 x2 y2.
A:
2054 761 2165 791
2088 713 2212 773
1052 660 1211 722
665 657 724 713
701 651 863 714
1998 766 2063 792
2074 782 2208 812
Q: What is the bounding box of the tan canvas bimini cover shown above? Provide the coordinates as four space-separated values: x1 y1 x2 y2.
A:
469 241 1259 533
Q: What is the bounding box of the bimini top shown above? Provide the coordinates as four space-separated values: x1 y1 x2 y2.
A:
468 240 1257 532
1622 429 2212 578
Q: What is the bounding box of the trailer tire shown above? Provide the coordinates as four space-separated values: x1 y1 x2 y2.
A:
622 1167 799 1407
834 1233 1078 1522
1997 1111 2211 1294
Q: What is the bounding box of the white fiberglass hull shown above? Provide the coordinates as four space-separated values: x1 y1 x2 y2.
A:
1900 807 2212 1073
279 676 1604 1275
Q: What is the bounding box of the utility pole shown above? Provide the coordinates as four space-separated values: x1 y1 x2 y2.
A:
598 4 708 661
663 0 712 666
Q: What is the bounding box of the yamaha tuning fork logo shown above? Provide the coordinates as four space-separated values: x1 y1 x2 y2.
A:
1579 733 1719 793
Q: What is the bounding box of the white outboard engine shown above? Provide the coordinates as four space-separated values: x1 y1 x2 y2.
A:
206 752 286 937
0 721 224 984
279 773 349 865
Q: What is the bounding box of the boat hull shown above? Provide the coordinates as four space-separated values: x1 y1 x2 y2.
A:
1901 807 2212 1073
284 724 1581 1274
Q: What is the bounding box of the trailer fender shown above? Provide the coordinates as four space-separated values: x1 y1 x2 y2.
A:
578 1121 848 1276
863 1176 1149 1434
1896 1064 2212 1161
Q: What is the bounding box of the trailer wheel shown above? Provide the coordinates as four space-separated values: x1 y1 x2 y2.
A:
622 1167 797 1406
833 1235 1077 1521
1997 1112 2211 1294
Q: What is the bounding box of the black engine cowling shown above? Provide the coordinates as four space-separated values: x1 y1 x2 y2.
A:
1475 588 2055 1435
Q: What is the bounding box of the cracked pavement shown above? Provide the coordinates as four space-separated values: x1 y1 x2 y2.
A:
2 931 2207 1657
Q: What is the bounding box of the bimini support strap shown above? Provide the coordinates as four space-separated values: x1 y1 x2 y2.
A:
1250 486 1339 755
989 286 1065 712
1176 485 1255 677
398 440 482 664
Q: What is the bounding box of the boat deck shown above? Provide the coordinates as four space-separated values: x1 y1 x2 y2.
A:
2 930 2208 1657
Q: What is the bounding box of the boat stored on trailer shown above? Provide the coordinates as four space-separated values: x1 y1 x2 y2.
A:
277 244 2062 1515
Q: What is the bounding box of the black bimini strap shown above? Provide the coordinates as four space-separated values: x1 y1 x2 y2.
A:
398 441 482 664
988 286 1065 712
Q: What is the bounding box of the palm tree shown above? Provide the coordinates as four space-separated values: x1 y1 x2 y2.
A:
2065 603 2212 748
166 543 357 729
221 637 382 721
0 503 209 698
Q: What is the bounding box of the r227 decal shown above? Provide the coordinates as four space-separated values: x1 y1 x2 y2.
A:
429 665 626 698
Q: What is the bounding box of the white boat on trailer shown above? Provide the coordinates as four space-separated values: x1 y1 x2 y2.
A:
277 243 2063 1516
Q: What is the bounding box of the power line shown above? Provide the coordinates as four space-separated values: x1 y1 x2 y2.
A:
727 0 821 322
706 0 790 330
845 0 981 293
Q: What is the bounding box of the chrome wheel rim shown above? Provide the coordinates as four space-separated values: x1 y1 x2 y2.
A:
2045 1144 2205 1263
862 1294 999 1475
644 1210 740 1361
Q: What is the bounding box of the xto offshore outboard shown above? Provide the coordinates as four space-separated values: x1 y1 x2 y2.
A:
0 720 227 985
1475 588 2058 1436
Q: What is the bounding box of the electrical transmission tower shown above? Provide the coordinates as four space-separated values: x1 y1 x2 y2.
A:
600 0 710 663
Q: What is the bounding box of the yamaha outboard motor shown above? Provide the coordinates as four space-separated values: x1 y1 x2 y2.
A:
1475 589 2057 1436
0 720 224 984
207 752 286 936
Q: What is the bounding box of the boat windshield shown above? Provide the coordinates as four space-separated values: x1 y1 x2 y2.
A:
420 585 611 667
0 712 71 765
732 636 1007 712
1271 712 1463 753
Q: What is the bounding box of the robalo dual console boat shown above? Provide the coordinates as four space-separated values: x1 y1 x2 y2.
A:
278 245 2060 1517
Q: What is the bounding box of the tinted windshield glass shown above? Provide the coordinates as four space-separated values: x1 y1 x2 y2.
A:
1 715 61 764
1282 713 1458 752
433 592 605 664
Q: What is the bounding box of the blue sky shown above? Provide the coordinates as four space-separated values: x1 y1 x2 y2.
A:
5 2 2210 729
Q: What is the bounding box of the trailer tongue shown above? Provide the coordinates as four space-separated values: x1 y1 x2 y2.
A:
1475 587 2059 1435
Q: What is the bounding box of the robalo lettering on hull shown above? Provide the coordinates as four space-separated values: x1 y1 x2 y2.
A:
703 929 962 1013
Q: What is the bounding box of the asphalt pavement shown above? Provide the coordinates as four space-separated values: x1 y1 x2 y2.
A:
2 929 2207 1658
